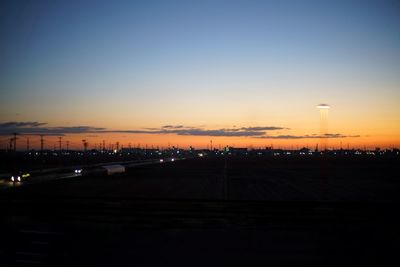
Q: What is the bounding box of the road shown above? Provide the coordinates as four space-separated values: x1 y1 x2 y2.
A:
0 157 181 190
3 156 399 202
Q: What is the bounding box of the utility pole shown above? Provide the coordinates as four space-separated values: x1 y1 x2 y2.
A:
58 136 62 152
40 135 44 154
82 139 88 152
26 137 30 152
12 133 18 152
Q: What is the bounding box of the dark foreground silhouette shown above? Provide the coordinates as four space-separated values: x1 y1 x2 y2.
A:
1 156 399 266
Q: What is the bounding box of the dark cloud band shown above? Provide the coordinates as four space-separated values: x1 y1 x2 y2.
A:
256 134 360 139
0 121 359 139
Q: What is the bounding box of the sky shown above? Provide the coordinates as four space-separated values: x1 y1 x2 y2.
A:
1 0 399 149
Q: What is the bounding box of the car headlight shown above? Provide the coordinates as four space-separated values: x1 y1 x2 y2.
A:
11 176 14 182
17 176 21 182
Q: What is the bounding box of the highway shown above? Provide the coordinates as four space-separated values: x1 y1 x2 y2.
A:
2 156 399 202
0 157 181 190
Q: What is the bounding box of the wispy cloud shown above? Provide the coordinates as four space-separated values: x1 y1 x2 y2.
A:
162 125 185 129
167 128 265 137
0 121 47 128
105 127 269 137
240 126 288 131
101 125 287 137
256 134 360 139
0 121 360 139
0 122 105 136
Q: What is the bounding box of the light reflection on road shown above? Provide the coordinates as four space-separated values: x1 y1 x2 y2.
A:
0 157 182 190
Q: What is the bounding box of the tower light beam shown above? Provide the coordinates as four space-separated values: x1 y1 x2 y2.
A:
317 104 331 151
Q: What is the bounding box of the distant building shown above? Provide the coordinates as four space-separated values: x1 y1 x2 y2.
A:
299 147 310 154
226 147 247 155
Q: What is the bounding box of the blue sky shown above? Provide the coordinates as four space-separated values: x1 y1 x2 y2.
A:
2 0 399 88
0 0 399 147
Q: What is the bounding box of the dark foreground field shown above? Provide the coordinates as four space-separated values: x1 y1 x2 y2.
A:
1 156 399 266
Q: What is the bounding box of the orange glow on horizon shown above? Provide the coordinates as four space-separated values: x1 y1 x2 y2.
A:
5 133 399 151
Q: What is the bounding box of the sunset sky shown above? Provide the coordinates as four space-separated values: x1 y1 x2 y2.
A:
1 0 399 149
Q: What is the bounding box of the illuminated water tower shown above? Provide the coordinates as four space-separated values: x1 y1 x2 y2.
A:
316 104 330 151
